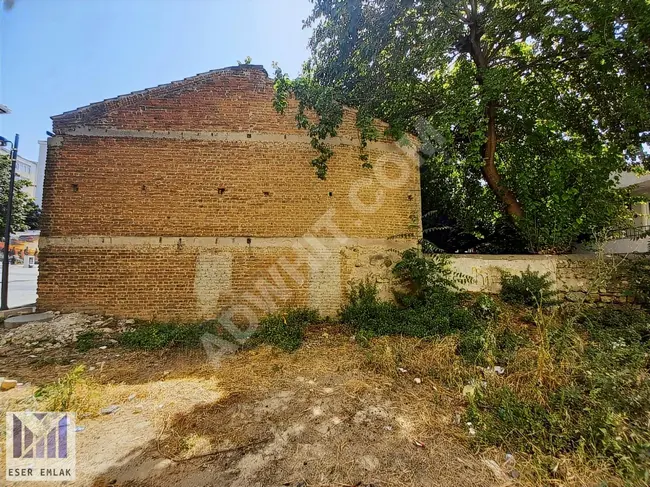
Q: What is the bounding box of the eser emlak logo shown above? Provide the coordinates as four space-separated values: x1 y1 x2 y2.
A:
6 412 76 481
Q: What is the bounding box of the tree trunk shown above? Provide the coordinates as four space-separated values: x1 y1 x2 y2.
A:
467 0 524 219
481 102 524 218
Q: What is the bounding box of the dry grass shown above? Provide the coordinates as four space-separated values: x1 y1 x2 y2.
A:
214 333 363 394
3 321 633 487
363 335 473 389
501 312 583 403
150 331 501 487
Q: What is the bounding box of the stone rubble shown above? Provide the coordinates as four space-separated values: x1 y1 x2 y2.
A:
0 313 132 351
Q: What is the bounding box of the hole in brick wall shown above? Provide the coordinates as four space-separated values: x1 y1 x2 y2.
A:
247 133 252 138
141 185 146 192
159 237 163 244
407 194 413 201
263 191 270 197
284 135 287 139
218 188 226 195
246 237 252 245
329 191 333 197
71 184 79 192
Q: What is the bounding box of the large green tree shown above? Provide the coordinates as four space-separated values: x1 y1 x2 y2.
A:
275 0 650 252
0 154 40 234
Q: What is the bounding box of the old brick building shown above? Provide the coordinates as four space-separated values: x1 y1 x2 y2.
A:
38 65 421 322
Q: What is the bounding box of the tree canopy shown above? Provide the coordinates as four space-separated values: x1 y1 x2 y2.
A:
274 0 650 253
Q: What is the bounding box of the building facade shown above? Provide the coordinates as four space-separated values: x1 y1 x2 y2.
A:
36 140 48 207
604 172 650 254
37 65 421 321
0 146 38 199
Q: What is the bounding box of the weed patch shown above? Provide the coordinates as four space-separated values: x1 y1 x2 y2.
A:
119 322 231 350
624 258 650 309
76 331 105 352
341 249 476 339
33 365 105 415
248 307 320 352
467 306 650 483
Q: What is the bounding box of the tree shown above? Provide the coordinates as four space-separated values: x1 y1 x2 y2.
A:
275 0 650 252
0 154 40 234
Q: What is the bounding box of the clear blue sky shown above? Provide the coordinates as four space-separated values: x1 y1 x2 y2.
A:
0 0 313 160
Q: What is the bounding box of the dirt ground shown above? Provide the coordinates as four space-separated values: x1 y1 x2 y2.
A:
0 321 524 487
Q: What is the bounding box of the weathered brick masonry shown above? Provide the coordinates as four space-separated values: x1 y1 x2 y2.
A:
38 65 421 321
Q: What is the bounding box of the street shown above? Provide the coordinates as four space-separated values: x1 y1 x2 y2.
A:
0 264 38 308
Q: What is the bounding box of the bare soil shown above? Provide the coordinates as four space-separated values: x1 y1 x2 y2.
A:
0 322 520 487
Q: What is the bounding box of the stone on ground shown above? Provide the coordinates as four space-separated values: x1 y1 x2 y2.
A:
4 311 55 329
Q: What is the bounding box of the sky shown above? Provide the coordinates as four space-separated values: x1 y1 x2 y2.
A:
0 0 313 160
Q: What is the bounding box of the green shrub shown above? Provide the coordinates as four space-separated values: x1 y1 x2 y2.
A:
34 365 87 412
248 307 320 352
341 249 477 338
118 322 223 350
624 258 650 309
393 248 471 295
341 280 476 338
499 267 556 306
578 306 650 346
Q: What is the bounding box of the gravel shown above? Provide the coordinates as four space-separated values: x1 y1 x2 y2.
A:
0 313 129 351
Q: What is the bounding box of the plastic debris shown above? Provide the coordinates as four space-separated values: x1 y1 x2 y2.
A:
413 440 425 448
1 379 17 391
462 384 476 397
398 367 408 373
100 405 120 415
414 377 422 384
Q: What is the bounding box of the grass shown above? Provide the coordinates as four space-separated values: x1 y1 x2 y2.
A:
363 335 472 388
341 280 477 338
464 306 650 484
353 300 650 485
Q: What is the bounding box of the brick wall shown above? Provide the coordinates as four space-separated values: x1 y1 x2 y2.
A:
38 65 421 321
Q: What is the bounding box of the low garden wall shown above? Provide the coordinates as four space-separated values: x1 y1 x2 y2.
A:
448 254 646 304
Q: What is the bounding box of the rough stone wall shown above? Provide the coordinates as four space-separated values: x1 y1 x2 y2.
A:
449 254 645 304
38 65 421 322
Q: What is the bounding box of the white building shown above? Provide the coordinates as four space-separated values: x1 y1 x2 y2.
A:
36 140 47 207
0 145 39 200
605 172 650 254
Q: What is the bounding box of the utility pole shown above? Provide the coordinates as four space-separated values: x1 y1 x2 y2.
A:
1 134 20 310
